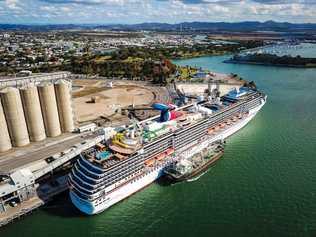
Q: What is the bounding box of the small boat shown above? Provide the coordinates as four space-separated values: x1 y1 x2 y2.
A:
164 141 224 182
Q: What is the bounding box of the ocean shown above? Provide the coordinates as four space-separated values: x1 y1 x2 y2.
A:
1 45 316 237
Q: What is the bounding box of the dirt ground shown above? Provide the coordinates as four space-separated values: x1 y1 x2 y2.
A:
71 75 240 124
72 80 162 124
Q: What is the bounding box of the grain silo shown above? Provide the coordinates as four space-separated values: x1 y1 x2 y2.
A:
38 83 61 137
0 87 30 147
20 85 46 142
0 99 12 152
55 80 75 132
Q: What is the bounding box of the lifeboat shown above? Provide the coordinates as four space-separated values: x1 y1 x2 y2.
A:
219 123 226 128
165 148 175 156
156 153 166 161
208 127 215 134
145 159 155 167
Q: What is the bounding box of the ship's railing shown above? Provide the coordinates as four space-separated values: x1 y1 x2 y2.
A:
80 92 264 178
72 166 98 185
144 91 262 144
77 155 146 186
71 161 146 197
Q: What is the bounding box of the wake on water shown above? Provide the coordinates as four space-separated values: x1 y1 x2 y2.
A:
187 170 208 182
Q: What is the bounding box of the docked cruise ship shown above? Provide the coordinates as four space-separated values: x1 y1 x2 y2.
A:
68 86 267 215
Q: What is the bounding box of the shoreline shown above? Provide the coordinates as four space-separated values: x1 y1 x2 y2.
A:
223 59 316 68
170 51 233 60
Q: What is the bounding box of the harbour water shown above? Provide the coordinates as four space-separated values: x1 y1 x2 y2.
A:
1 53 316 237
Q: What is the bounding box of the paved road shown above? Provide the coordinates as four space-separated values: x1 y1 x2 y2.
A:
0 136 87 173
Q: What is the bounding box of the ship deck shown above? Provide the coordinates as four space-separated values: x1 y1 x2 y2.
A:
81 90 264 171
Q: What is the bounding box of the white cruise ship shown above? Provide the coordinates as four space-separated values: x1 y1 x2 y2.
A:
68 86 267 215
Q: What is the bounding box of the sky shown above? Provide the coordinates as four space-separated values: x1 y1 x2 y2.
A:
1 0 316 24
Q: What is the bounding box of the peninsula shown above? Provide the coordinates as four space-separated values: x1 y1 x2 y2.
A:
224 53 316 68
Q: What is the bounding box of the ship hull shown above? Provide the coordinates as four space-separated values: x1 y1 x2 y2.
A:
70 164 165 215
70 99 266 215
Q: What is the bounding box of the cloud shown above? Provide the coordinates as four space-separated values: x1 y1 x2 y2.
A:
158 0 242 4
39 0 136 5
0 0 316 24
4 0 20 9
251 0 316 4
39 0 104 4
164 0 316 4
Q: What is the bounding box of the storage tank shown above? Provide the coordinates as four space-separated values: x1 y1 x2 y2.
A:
0 99 12 152
20 85 46 142
0 87 30 147
38 83 61 137
55 79 74 132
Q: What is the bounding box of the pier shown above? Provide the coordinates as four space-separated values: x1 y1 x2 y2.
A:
0 131 106 227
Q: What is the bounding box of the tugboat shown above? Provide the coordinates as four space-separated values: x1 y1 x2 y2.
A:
164 141 224 182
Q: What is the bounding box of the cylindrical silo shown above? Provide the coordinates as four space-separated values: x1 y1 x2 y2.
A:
55 80 74 133
20 85 46 142
38 83 61 137
0 87 30 147
0 98 12 152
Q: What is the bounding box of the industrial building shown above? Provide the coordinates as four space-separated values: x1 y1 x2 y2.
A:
0 72 95 227
0 78 75 153
0 72 70 89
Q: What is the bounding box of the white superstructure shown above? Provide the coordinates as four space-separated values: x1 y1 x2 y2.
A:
69 88 267 215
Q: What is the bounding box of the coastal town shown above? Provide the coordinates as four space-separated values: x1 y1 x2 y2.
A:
0 30 267 77
0 31 200 74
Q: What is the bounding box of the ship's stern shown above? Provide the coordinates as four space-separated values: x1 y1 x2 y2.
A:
69 191 96 215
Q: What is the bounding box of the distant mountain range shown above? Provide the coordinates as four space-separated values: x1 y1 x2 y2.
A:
1 21 316 32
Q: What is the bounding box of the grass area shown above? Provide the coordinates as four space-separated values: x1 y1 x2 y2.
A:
122 57 144 63
94 56 112 63
177 66 199 80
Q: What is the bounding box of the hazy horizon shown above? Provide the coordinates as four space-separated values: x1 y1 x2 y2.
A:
1 0 316 25
1 20 316 26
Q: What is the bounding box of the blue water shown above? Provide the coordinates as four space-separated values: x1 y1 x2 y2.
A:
1 53 316 237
